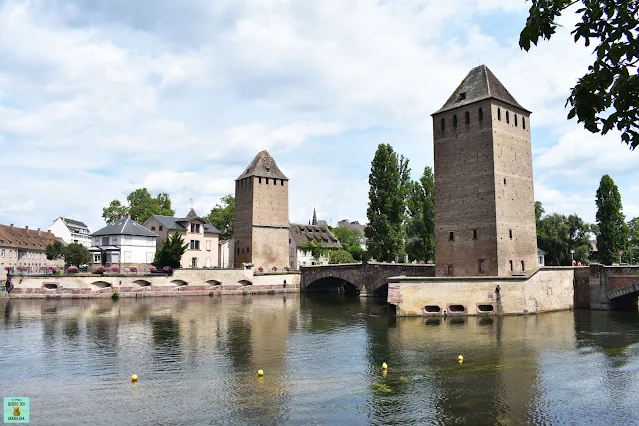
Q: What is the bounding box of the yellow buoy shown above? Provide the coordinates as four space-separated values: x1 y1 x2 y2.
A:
131 374 138 382
257 369 264 377
382 362 388 370
457 355 464 363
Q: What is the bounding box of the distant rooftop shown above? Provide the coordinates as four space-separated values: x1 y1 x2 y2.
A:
434 65 529 114
91 218 158 237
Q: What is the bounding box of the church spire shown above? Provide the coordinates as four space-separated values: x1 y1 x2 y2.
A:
312 207 317 225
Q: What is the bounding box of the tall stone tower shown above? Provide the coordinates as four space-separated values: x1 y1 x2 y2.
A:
233 150 290 269
432 65 537 277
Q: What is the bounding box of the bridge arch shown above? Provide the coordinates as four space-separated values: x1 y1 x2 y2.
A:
305 276 360 294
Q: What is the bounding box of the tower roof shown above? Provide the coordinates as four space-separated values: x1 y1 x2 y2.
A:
236 150 288 181
434 65 529 114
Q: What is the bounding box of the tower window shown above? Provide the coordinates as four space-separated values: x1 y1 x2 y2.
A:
506 111 510 124
441 118 445 133
478 259 486 273
478 108 484 121
523 117 526 129
449 231 455 241
509 229 513 239
447 265 454 275
465 111 470 125
273 179 277 185
457 92 467 102
453 115 458 128
497 108 501 121
504 178 507 185
521 260 525 271
266 178 269 184
473 229 478 240
515 114 518 127
509 260 514 271
259 177 262 184
281 180 284 186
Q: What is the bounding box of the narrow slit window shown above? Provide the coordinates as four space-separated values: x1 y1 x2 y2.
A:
441 118 445 132
266 178 269 184
447 265 454 275
509 260 514 271
523 117 526 129
449 231 455 241
521 260 525 271
506 111 510 124
478 108 483 121
478 259 486 273
465 111 470 125
497 108 501 121
515 114 518 127
509 229 513 239
473 229 478 239
259 177 262 184
453 115 458 128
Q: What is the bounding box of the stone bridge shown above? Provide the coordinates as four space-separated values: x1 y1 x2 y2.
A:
300 262 435 296
574 264 639 310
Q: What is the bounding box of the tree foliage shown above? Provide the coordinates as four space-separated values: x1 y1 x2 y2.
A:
45 241 90 267
153 231 188 269
405 166 435 262
596 174 628 264
329 250 356 264
519 0 639 149
205 195 235 240
536 204 592 266
627 217 639 264
347 245 365 261
365 144 411 262
331 227 363 250
299 241 328 261
102 188 175 224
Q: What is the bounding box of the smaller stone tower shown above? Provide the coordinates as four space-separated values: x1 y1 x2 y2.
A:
233 151 290 270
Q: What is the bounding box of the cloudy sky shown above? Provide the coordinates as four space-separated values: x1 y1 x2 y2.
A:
0 0 637 233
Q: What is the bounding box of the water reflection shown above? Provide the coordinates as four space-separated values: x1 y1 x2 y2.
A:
1 297 639 425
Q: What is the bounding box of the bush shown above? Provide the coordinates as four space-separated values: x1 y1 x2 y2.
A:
110 266 120 273
272 266 278 272
148 266 157 273
67 266 79 273
95 266 106 274
329 250 356 264
258 267 264 272
162 266 173 274
129 266 138 273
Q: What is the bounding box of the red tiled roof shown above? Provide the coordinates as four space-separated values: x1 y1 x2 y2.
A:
0 224 59 250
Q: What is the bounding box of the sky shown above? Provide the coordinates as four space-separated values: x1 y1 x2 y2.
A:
0 0 637 234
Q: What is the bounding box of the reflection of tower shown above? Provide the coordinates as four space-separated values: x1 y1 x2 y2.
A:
432 65 537 277
234 151 290 269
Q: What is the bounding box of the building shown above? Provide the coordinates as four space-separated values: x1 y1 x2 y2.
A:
89 217 157 268
143 209 220 268
234 150 290 270
537 248 546 266
48 217 91 247
218 238 235 269
289 223 341 268
432 65 537 277
0 224 64 278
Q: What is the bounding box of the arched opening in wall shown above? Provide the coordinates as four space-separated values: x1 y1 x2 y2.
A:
478 108 484 122
206 280 221 287
478 304 494 313
238 280 252 286
506 111 510 124
440 118 445 133
170 279 187 287
424 305 441 313
448 304 465 313
89 281 112 291
497 108 501 120
304 277 359 295
452 115 458 128
133 279 152 288
372 283 389 298
465 111 470 125
43 283 58 290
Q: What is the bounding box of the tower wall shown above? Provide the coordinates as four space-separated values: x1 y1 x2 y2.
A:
433 100 498 277
234 176 254 268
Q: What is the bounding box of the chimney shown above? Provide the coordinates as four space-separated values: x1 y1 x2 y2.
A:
38 228 41 235
48 230 52 234
10 224 13 228
25 226 28 231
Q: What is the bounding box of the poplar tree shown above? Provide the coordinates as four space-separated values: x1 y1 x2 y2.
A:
595 174 628 265
365 144 410 262
406 166 435 262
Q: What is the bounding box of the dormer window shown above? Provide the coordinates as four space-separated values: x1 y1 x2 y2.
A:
457 92 467 102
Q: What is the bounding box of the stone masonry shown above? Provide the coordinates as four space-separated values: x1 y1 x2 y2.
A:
234 151 290 270
432 65 537 277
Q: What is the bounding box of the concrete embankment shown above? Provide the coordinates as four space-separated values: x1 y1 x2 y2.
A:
6 268 300 299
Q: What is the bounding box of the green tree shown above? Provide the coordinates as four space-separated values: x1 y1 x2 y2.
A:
45 241 65 261
153 231 188 269
299 241 328 261
63 243 90 267
102 200 128 224
535 201 545 223
536 202 592 265
405 166 435 262
519 1 639 149
347 245 365 261
102 188 175 224
365 144 410 262
331 227 363 250
205 195 235 240
329 250 356 264
627 217 639 264
596 174 628 264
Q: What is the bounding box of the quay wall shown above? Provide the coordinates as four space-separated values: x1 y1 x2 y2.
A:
6 269 300 298
388 267 575 316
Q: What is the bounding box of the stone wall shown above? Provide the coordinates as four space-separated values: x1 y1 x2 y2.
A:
7 268 300 298
388 267 574 316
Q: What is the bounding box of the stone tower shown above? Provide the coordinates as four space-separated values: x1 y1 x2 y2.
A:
233 150 290 270
432 65 537 277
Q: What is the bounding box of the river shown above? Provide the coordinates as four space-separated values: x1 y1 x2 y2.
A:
1 295 638 425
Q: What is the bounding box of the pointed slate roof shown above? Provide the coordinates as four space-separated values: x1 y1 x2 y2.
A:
186 208 198 218
236 150 288 181
434 65 529 114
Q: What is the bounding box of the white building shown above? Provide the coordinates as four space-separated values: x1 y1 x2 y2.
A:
218 238 234 269
48 217 92 247
89 218 157 268
289 223 341 269
537 248 546 266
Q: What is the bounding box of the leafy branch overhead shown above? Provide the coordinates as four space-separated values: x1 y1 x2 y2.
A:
520 0 639 149
102 188 175 224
